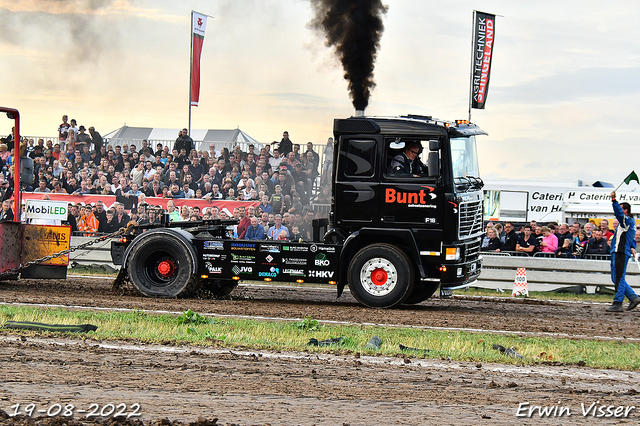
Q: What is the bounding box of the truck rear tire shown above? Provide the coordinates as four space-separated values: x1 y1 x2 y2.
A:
126 233 198 298
347 244 414 308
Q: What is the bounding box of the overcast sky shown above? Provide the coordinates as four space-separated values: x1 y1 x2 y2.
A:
2 0 639 186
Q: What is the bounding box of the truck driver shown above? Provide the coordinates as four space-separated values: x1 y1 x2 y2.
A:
389 141 427 176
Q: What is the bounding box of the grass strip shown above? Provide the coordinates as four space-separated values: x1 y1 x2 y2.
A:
1 305 638 371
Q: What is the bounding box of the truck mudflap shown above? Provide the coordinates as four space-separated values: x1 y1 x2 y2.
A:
439 256 482 296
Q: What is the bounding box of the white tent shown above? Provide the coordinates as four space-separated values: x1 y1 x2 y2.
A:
103 126 262 152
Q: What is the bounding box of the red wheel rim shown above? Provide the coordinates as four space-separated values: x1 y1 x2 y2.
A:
157 260 175 277
370 268 388 286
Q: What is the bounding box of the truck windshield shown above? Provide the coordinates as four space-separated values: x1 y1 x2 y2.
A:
450 136 481 192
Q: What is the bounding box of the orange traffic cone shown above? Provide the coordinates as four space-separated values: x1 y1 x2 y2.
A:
512 267 529 297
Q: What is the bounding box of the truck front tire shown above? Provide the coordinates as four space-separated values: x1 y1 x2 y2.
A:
126 232 198 298
347 244 414 308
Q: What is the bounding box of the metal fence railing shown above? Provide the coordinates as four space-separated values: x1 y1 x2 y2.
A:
482 250 612 261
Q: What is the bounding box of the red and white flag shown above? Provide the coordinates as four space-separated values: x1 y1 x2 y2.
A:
191 11 208 107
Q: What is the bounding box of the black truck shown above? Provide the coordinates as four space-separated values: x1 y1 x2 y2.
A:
112 114 485 308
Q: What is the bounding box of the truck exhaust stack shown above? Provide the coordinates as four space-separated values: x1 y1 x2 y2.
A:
354 110 365 117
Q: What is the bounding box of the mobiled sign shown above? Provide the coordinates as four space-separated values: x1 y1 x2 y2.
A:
24 200 68 220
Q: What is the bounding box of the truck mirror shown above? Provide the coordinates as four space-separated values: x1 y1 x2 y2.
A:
428 140 441 151
427 152 439 177
6 112 14 120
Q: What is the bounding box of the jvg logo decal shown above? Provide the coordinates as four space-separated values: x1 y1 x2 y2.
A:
232 265 253 275
385 187 437 207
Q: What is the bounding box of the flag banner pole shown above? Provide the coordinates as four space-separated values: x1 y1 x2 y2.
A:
615 170 640 192
190 11 209 134
189 10 193 135
470 11 496 110
468 10 477 122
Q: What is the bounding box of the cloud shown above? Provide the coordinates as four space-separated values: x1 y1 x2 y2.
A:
0 0 181 22
494 67 640 105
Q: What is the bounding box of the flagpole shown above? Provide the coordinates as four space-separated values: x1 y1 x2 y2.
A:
468 10 476 122
615 170 639 192
189 10 193 137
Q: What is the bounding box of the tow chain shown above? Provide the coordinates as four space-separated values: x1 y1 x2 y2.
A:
0 222 137 280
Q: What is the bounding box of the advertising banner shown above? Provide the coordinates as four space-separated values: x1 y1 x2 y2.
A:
24 199 68 221
191 11 208 107
470 11 496 110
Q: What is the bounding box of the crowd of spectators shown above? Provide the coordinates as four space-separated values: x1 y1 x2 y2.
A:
481 219 640 259
0 116 334 238
54 200 320 242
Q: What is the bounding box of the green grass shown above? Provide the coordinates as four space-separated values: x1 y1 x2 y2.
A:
1 305 639 371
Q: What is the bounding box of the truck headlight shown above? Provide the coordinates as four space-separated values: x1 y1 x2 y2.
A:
445 247 460 261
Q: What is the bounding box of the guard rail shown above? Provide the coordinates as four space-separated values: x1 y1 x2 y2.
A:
478 252 640 294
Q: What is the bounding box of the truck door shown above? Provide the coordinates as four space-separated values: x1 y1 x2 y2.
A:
380 138 444 228
333 136 382 228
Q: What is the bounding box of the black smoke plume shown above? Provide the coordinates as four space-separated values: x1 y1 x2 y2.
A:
310 0 388 111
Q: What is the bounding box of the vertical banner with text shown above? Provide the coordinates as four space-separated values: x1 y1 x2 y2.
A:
470 11 496 110
191 11 208 107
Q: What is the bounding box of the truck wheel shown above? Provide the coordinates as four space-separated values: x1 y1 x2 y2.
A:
348 244 414 308
402 282 439 305
203 280 238 297
126 233 198 298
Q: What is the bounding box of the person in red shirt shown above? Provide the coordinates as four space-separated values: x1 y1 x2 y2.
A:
600 218 614 240
52 143 62 161
236 206 251 239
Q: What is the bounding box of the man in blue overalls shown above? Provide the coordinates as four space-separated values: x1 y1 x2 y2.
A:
606 191 639 312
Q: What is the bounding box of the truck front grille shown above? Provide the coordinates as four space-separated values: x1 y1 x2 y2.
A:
465 239 481 261
459 200 483 238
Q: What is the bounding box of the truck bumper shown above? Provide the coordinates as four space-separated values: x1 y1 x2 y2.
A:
439 256 482 296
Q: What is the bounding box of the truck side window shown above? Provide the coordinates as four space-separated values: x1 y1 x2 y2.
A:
341 139 376 178
385 139 433 178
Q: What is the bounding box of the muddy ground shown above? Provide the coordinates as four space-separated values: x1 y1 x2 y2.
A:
0 277 639 425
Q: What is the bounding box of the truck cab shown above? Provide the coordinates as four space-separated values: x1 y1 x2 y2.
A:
329 115 485 306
